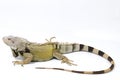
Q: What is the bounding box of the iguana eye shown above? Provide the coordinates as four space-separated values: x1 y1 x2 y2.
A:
8 38 14 43
8 38 11 40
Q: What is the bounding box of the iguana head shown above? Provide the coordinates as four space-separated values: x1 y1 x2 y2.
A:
3 36 29 51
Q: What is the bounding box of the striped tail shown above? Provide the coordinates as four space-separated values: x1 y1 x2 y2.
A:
36 44 115 74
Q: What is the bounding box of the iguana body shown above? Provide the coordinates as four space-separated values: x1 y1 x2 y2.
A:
3 36 114 74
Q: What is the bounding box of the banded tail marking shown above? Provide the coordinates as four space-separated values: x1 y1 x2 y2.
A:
79 44 114 74
46 43 115 74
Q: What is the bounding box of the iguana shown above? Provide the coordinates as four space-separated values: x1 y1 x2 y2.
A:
3 35 114 74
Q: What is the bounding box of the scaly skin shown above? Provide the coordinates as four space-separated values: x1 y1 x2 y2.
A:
3 36 115 74
27 43 54 61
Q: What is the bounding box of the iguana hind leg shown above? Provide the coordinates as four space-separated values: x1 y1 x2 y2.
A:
53 51 77 66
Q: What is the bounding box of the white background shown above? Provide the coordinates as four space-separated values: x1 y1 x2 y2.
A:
0 0 120 80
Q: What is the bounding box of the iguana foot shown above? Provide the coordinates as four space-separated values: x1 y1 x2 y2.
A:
61 56 77 66
12 61 24 66
45 37 56 43
42 37 56 45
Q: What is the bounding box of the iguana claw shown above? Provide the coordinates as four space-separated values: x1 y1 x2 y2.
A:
12 61 24 66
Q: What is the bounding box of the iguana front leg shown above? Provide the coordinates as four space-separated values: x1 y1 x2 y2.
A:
13 53 33 66
53 51 77 66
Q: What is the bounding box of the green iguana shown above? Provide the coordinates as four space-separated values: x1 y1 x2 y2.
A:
3 35 114 74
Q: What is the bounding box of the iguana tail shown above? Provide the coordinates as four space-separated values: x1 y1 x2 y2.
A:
36 44 114 74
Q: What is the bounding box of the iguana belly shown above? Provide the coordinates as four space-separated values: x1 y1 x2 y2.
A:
28 44 54 61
